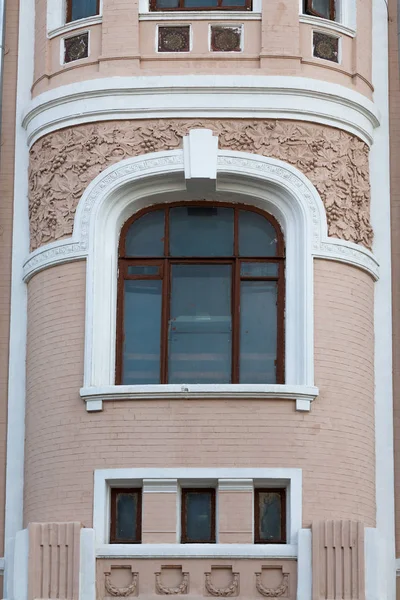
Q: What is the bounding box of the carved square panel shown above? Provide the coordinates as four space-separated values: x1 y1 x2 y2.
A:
158 26 190 52
211 26 242 52
312 31 339 63
64 32 89 63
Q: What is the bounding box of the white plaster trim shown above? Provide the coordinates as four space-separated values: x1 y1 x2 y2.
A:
48 15 102 39
22 76 380 147
370 0 396 597
3 0 33 594
300 14 355 38
80 384 319 413
13 530 28 600
296 529 312 600
93 467 302 548
139 11 260 20
218 479 253 492
299 0 356 31
365 529 379 599
47 0 103 36
96 543 298 559
22 145 379 415
143 479 178 493
79 528 96 600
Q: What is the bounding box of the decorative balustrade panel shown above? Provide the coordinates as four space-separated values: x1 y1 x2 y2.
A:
96 559 297 600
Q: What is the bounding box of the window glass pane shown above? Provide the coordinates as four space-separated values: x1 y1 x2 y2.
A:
116 492 138 542
169 265 232 383
311 0 331 18
221 0 247 6
257 491 282 542
185 491 213 542
70 0 98 21
240 281 277 383
239 211 278 257
127 265 160 276
122 280 162 384
170 207 234 256
155 0 180 8
125 210 165 257
183 0 218 6
240 262 279 277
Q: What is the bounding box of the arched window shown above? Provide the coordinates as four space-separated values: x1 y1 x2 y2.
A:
116 203 285 386
304 0 335 20
66 0 99 22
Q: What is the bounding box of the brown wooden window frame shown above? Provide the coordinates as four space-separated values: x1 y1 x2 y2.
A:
110 487 142 544
304 0 335 21
181 488 216 544
66 0 100 23
254 488 286 545
149 0 251 12
116 202 285 386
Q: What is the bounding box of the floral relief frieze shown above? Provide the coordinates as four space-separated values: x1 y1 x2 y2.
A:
28 119 372 251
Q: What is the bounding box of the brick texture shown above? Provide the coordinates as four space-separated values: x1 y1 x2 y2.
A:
24 259 375 529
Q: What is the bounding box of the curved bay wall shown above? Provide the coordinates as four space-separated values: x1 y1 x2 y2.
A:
33 0 372 97
24 258 375 526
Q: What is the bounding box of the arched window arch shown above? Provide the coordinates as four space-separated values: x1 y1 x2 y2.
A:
116 203 285 386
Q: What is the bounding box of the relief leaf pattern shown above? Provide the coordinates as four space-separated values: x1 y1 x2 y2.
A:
29 119 372 251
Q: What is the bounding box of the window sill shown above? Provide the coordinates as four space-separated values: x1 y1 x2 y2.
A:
96 543 298 559
139 11 261 20
299 14 355 38
48 15 102 39
80 384 318 412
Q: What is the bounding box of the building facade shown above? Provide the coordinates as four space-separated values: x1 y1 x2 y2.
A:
0 0 398 598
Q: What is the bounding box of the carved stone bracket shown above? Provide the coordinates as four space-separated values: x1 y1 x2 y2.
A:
255 572 289 598
155 571 189 595
104 569 138 597
205 571 240 597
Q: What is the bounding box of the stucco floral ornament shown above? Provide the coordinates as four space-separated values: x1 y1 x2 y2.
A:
29 119 373 251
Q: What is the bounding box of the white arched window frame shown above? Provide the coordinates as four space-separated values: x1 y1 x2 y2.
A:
23 130 378 411
299 0 357 34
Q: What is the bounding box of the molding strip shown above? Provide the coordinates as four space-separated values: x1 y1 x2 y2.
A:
22 75 380 147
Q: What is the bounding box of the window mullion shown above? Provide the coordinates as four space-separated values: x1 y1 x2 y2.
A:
232 259 240 384
160 259 170 384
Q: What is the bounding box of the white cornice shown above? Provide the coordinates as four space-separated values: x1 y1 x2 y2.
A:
139 11 261 20
23 76 380 147
80 384 320 412
299 15 356 38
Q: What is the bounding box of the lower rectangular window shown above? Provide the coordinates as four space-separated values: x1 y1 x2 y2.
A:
254 488 286 544
110 488 142 544
181 488 216 543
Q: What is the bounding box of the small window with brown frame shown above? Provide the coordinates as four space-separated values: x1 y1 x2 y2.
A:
304 0 335 21
66 0 100 23
254 488 286 544
181 488 216 543
110 488 142 544
150 0 251 11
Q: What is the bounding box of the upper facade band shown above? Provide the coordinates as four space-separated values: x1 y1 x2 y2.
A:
35 0 370 99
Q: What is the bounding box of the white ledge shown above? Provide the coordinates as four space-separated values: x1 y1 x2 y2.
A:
48 15 102 39
80 384 319 412
96 543 298 559
299 14 356 38
139 11 261 20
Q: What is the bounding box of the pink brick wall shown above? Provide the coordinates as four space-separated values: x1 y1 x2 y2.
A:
24 259 375 529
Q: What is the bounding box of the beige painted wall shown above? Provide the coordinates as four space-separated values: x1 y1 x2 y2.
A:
24 259 375 528
0 0 21 571
389 0 400 559
32 0 373 97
